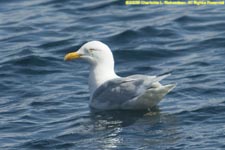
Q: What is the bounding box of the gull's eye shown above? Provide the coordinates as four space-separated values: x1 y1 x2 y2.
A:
89 48 98 51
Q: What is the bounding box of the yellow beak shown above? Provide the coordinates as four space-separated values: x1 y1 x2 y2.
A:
64 52 81 61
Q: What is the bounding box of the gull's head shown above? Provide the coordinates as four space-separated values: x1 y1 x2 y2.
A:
64 41 114 66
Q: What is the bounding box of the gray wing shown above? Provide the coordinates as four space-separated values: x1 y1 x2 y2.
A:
91 74 170 109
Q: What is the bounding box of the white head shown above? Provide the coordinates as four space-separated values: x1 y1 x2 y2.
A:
64 41 115 68
65 41 119 95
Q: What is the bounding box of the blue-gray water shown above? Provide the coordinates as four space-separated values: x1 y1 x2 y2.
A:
1 0 225 149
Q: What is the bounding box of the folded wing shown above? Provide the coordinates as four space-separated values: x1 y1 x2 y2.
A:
91 74 173 110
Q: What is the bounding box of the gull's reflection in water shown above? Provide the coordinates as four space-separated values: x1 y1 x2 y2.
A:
90 109 149 149
90 108 150 129
89 107 179 149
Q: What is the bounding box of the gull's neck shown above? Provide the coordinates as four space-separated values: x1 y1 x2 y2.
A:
89 63 119 97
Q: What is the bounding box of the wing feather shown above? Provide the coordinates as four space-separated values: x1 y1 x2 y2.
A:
90 74 171 109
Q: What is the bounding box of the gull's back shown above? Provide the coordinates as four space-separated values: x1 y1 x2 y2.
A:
90 74 176 110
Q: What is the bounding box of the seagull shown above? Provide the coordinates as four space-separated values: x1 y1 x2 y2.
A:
64 41 176 110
